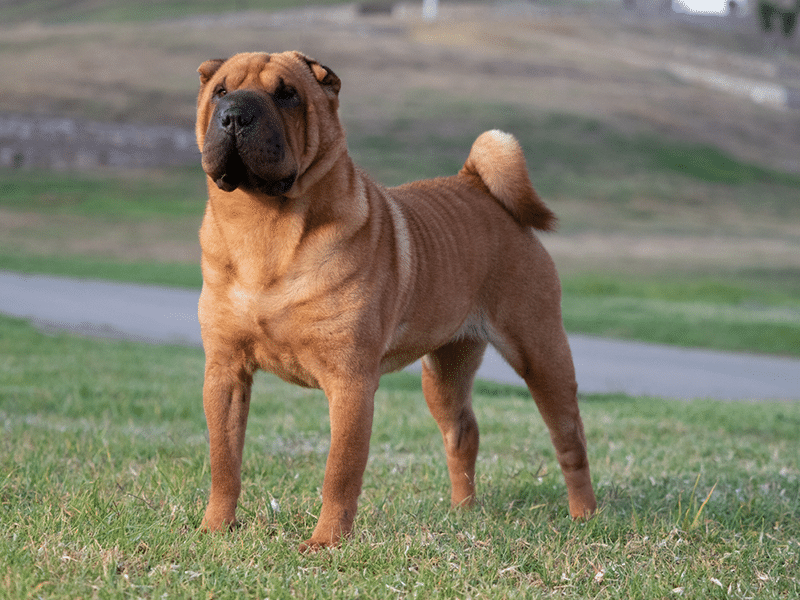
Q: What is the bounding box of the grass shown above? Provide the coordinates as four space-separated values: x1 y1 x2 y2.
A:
0 166 205 219
0 0 351 25
347 101 795 357
3 243 798 355
0 251 203 288
345 98 800 247
0 166 206 286
347 99 800 190
560 272 800 356
1 313 798 598
2 154 799 357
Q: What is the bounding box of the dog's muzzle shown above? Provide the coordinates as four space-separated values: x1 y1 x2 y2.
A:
202 90 297 195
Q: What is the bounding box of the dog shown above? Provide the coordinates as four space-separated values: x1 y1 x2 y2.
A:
195 51 596 551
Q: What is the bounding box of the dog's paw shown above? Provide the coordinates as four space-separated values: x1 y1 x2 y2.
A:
298 537 336 553
200 508 238 532
568 495 598 520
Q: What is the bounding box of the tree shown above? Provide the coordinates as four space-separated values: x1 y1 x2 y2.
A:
757 0 799 38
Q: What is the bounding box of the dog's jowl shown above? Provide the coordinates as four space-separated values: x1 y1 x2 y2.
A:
195 51 597 551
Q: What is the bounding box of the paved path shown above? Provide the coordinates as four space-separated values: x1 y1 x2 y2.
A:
1 270 798 401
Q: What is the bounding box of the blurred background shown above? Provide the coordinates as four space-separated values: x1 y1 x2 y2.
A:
1 0 799 356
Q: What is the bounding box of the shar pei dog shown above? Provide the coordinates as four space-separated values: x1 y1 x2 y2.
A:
194 51 596 551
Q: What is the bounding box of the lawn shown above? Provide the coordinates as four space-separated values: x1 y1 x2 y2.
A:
0 0 348 25
1 313 798 598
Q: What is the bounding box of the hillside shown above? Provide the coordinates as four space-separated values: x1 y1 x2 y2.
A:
1 1 799 285
1 2 798 168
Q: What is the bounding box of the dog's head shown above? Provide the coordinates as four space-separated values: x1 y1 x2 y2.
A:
196 51 342 197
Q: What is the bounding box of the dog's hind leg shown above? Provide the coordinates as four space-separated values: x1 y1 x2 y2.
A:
422 337 488 508
492 310 597 519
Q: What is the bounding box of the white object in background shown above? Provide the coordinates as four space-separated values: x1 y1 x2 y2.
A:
422 0 438 21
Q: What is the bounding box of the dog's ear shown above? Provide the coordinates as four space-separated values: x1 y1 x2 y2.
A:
198 59 226 85
304 57 341 97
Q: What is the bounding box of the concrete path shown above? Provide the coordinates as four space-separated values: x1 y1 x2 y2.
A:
1 270 798 401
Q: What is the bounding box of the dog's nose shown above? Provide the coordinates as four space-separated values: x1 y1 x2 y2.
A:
219 106 254 131
215 91 264 134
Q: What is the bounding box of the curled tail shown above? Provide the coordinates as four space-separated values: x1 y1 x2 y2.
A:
460 130 556 231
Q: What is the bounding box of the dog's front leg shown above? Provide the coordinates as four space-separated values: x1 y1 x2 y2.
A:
300 379 376 552
200 361 253 532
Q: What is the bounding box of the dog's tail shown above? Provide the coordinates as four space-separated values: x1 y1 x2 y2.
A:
460 130 556 231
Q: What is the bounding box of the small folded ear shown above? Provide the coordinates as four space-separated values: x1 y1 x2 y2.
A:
304 57 341 97
198 59 226 85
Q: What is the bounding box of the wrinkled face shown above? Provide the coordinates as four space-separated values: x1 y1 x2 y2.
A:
196 51 341 197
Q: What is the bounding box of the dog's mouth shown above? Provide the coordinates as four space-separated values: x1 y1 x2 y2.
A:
212 151 247 192
202 133 298 197
210 151 296 196
249 172 297 196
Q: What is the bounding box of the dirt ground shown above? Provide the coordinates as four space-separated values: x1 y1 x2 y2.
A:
1 2 799 276
1 3 798 164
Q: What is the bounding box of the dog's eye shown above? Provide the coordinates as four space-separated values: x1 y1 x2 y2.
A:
274 83 300 108
212 84 227 100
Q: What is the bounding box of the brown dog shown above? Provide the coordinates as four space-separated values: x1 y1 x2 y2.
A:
195 51 596 551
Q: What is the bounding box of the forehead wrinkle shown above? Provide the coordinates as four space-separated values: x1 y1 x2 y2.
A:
257 67 282 89
267 52 311 86
258 56 302 89
224 53 271 89
227 69 246 89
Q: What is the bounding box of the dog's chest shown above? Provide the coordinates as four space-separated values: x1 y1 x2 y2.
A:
224 280 308 374
217 276 362 388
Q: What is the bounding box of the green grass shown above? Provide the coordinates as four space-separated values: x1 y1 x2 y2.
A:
0 167 206 219
2 160 799 356
0 251 202 288
1 313 798 598
561 273 800 357
0 0 351 25
3 245 798 355
0 166 206 287
1 101 799 357
347 97 800 194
